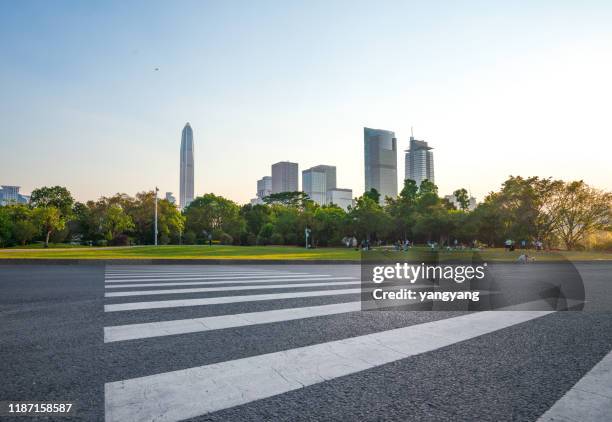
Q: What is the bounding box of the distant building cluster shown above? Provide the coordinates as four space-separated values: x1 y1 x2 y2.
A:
444 194 477 211
251 162 353 210
0 185 30 206
245 126 477 210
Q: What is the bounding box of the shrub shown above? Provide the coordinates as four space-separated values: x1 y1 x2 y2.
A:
284 232 297 245
183 231 196 245
270 232 284 245
219 232 233 245
112 234 130 246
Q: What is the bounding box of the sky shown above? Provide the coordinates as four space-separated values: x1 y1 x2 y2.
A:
1 0 611 204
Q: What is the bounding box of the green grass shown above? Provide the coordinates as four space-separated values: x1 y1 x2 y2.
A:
0 245 610 261
5 243 90 249
0 245 360 260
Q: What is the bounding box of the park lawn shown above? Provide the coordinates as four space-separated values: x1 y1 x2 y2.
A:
367 248 612 262
0 245 360 260
0 245 610 261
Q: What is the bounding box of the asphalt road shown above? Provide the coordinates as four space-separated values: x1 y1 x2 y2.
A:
1 263 611 421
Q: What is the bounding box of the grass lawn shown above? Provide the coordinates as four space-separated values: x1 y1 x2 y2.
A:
0 245 359 260
0 245 610 261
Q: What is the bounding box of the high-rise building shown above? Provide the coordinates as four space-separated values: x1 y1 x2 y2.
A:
271 161 298 193
364 127 398 203
165 192 176 204
250 176 273 205
302 165 336 205
405 134 434 186
326 188 353 211
180 123 194 209
257 176 273 200
0 186 29 206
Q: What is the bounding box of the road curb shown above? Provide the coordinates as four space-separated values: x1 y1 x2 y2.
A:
0 259 361 265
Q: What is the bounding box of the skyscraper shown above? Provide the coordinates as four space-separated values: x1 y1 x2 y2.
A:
257 176 273 200
364 127 398 203
405 134 434 186
180 123 194 209
271 161 299 193
326 188 353 211
302 165 336 205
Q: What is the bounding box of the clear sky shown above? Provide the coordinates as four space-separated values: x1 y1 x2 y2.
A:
1 0 611 204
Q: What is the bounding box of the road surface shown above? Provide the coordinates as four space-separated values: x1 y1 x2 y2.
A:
1 263 611 421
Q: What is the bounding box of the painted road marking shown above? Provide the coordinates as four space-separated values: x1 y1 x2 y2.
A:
104 288 361 312
104 276 357 288
105 281 361 297
537 349 612 422
104 301 363 342
105 310 552 422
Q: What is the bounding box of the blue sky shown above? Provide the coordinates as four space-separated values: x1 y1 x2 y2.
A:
1 0 611 203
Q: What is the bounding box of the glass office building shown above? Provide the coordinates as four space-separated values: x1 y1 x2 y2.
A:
404 136 434 186
364 127 398 203
302 165 336 205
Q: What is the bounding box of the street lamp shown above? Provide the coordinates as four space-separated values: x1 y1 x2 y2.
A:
154 186 159 246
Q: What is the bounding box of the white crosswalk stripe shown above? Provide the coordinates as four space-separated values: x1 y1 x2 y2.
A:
537 349 612 422
104 276 356 288
104 310 552 422
104 274 332 282
105 281 361 297
104 301 363 342
103 265 601 422
105 288 361 311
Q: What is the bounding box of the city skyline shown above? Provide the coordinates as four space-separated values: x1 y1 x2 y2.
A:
2 2 611 203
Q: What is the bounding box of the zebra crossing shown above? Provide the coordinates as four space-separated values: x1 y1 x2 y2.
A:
103 265 612 422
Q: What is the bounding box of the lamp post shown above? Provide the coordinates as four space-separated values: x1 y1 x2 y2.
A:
154 187 159 246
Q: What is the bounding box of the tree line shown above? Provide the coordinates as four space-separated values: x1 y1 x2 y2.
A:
0 176 610 250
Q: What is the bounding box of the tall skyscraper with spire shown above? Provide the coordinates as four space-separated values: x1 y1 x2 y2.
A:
404 129 434 186
180 123 194 209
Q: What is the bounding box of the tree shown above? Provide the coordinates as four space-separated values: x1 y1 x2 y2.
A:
453 188 470 211
312 205 347 246
13 220 38 245
386 179 419 240
184 194 245 243
30 186 74 216
240 204 271 239
29 186 75 246
0 207 12 246
100 204 135 244
33 206 65 247
348 194 390 242
263 191 311 208
555 181 612 250
363 188 381 204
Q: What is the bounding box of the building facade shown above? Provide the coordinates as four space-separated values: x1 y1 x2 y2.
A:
257 176 273 200
0 186 29 206
364 127 398 203
271 161 299 194
165 192 176 204
180 123 195 209
302 165 336 205
326 188 353 211
405 135 434 186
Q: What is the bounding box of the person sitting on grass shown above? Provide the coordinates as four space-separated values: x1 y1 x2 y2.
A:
517 253 535 264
